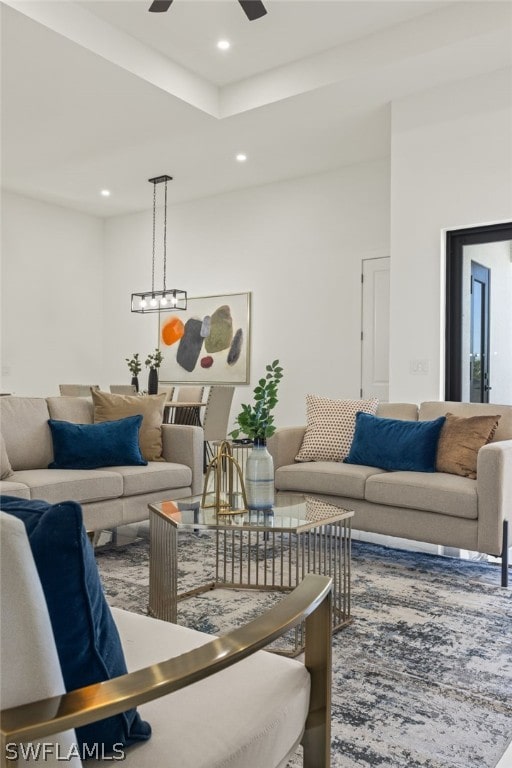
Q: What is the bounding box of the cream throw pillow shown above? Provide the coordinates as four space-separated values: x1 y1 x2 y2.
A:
435 412 501 479
296 395 379 462
1 433 14 479
92 390 166 462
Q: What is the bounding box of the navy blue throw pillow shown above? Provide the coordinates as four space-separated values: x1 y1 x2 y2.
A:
344 412 446 472
0 495 151 754
48 416 147 469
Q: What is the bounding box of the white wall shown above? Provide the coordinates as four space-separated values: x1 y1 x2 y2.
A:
103 159 390 427
0 191 104 396
4 67 509 421
389 68 512 403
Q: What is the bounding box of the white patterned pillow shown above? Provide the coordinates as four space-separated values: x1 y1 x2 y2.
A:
295 395 379 462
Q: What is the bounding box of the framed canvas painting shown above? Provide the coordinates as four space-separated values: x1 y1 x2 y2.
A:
158 292 251 384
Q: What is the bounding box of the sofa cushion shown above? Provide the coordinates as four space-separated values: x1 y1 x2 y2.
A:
275 461 385 499
365 471 478 520
47 395 94 424
376 403 419 421
295 395 379 463
48 416 147 470
0 397 53 470
92 390 166 462
419 401 512 442
9 468 123 504
345 412 446 473
0 480 30 498
0 434 13 479
436 412 501 479
0 496 151 754
113 607 310 768
101 462 193 497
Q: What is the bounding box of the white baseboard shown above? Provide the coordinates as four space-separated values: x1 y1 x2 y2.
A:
351 529 495 563
352 529 448 557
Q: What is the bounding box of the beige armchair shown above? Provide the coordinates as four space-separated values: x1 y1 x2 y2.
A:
0 512 333 768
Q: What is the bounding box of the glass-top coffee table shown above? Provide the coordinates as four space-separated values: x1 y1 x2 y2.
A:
148 492 353 655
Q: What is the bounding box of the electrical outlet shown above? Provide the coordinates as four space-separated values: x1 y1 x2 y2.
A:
409 359 429 375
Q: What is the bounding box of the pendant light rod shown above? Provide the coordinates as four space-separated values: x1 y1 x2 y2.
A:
131 173 187 314
151 177 157 296
163 176 168 294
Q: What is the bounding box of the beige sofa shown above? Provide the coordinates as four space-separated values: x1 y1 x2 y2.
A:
0 396 203 532
268 401 512 587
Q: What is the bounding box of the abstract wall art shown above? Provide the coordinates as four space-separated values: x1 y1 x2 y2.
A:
158 292 251 383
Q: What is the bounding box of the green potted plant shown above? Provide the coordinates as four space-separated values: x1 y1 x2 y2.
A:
230 360 284 511
125 353 142 392
230 360 283 444
145 348 164 395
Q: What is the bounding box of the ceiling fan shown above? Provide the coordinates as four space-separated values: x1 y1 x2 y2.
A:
149 0 267 21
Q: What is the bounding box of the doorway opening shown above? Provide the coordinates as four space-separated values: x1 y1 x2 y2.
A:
445 222 512 403
469 262 490 403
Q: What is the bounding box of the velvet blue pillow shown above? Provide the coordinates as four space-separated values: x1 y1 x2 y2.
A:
48 415 147 469
0 495 151 754
344 412 446 472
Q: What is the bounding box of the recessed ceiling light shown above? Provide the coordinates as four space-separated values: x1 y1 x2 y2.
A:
100 189 111 197
236 153 247 162
217 39 231 51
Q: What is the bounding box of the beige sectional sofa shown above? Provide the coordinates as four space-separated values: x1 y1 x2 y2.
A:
0 396 203 531
268 401 512 586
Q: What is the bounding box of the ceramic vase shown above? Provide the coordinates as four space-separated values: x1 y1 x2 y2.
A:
148 368 158 395
245 439 274 511
131 376 139 393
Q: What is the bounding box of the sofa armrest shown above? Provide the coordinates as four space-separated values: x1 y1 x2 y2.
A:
476 439 512 555
267 427 306 470
161 424 204 496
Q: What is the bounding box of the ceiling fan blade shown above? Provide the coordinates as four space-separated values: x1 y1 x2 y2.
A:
148 0 173 12
238 0 267 21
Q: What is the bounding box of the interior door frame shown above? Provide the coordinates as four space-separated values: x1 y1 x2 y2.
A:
360 256 390 401
445 221 512 401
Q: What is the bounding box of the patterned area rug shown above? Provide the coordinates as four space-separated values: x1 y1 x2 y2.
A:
96 529 512 768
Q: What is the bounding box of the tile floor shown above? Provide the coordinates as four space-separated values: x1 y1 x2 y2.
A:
497 743 512 767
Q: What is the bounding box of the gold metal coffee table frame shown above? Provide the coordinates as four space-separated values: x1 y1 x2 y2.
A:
148 492 353 655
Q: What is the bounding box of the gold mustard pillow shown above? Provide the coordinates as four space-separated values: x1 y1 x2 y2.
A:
295 395 379 462
435 412 501 479
92 390 166 462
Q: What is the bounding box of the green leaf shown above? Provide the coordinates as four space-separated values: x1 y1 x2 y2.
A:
231 359 283 439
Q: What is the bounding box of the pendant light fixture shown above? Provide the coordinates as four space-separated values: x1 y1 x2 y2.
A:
131 174 187 313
